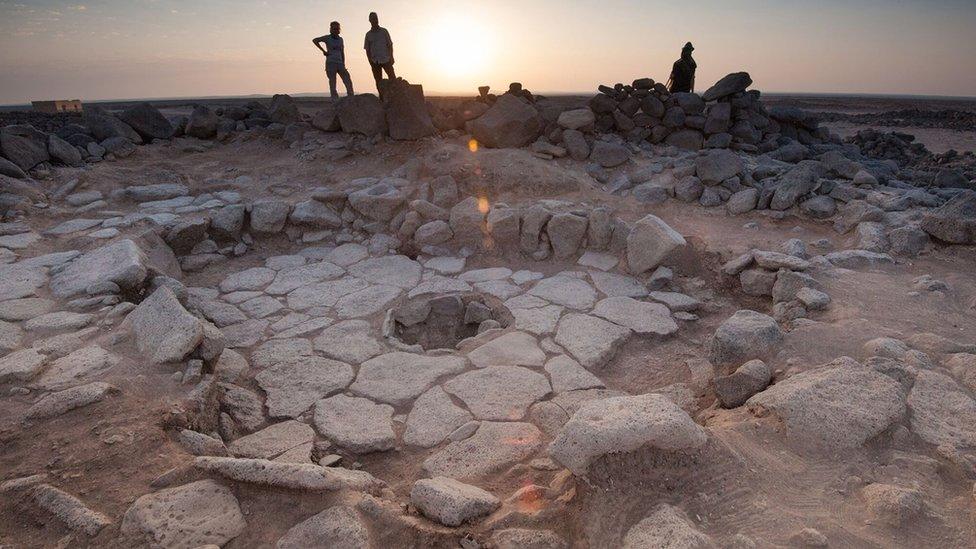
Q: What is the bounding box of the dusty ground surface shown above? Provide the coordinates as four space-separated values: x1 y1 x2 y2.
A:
1 93 976 548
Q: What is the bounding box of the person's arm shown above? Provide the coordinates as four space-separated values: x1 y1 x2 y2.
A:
364 34 372 63
386 29 393 61
312 35 328 55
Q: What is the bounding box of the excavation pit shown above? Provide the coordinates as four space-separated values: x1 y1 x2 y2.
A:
390 292 513 350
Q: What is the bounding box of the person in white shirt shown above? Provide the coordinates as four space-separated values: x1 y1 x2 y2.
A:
363 12 396 97
313 21 354 101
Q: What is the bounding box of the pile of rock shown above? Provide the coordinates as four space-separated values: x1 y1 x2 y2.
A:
554 71 833 155
722 247 831 323
312 79 436 141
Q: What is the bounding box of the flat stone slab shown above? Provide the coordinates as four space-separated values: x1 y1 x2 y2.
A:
528 276 597 310
313 394 395 453
227 420 316 459
544 355 605 393
577 251 619 271
408 276 473 299
312 320 384 364
219 267 276 293
287 277 370 310
443 366 551 420
24 311 93 332
0 298 55 321
466 331 546 368
32 345 118 390
459 267 513 282
255 356 354 418
512 305 564 336
120 480 246 549
325 243 369 267
348 255 422 288
264 262 345 295
592 297 678 336
334 284 401 318
404 386 474 448
24 381 116 420
422 421 544 480
0 265 47 301
554 313 632 369
0 348 47 383
350 352 467 406
45 218 103 235
647 291 701 312
193 457 384 492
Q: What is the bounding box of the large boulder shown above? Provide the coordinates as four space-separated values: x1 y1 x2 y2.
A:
0 156 26 179
769 163 822 210
384 80 435 140
337 94 387 136
468 93 543 148
626 214 686 274
117 102 175 140
49 239 152 299
747 357 905 451
120 480 245 548
702 72 753 102
548 393 707 476
708 310 782 366
664 129 704 151
589 141 629 168
311 105 341 132
83 106 143 143
125 287 205 364
695 149 743 184
921 191 976 244
348 181 405 222
269 94 301 125
47 134 82 167
557 108 596 130
0 125 50 170
185 105 219 139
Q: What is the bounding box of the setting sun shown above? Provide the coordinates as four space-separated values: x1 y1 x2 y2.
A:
424 15 493 80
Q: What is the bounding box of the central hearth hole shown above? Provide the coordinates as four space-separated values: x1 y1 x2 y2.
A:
391 292 513 350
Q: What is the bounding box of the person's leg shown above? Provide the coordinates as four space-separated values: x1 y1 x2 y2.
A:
326 64 339 101
338 66 354 97
370 62 383 92
382 63 396 80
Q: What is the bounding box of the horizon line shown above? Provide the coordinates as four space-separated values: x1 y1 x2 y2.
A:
3 89 976 109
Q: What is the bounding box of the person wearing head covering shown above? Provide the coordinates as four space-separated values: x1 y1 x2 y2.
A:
313 21 354 101
364 12 396 97
667 42 697 93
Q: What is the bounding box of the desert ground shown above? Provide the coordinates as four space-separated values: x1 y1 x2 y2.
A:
1 77 976 548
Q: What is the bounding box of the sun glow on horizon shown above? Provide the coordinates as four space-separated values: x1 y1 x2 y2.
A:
423 14 494 84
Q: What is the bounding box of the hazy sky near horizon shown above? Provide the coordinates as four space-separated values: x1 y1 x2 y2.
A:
1 0 975 104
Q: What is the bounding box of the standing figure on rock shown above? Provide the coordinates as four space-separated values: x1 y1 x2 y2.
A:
364 12 396 98
313 21 355 101
668 42 697 93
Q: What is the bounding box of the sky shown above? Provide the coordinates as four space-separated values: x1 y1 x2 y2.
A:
1 0 975 104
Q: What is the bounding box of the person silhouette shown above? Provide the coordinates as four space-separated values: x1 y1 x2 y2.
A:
364 12 396 97
667 42 697 94
313 21 354 101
